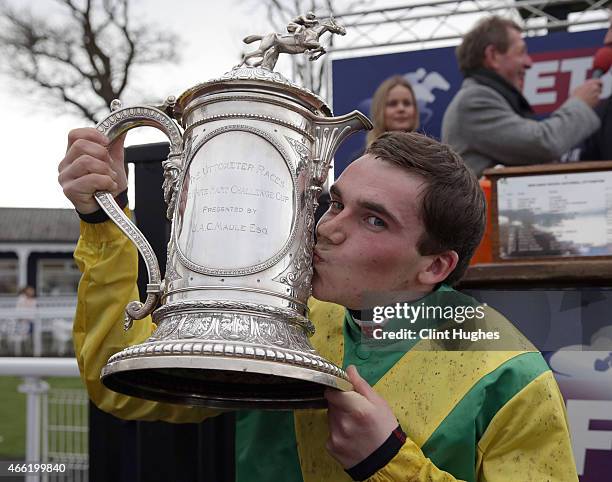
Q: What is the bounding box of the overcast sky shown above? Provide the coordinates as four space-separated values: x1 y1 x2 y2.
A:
0 0 285 209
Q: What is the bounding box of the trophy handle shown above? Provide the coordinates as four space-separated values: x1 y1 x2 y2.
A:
94 99 184 329
312 110 372 184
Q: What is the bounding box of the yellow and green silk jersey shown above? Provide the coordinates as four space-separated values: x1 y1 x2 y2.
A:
74 216 578 482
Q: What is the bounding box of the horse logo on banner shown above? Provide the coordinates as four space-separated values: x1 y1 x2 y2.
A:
404 68 451 126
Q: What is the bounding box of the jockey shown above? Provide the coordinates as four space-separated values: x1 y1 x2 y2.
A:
287 11 318 38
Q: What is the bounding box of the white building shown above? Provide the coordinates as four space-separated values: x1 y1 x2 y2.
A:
0 208 80 296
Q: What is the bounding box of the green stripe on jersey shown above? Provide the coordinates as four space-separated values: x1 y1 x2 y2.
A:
342 284 478 386
421 352 550 482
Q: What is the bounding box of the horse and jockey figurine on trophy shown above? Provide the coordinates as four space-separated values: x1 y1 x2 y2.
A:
240 12 345 70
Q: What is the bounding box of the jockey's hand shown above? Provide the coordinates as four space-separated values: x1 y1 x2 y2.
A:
59 128 127 214
324 365 398 468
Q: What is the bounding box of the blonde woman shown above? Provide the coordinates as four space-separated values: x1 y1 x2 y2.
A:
366 75 420 146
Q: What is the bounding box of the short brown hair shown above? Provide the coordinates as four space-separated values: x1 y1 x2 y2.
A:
367 75 419 146
456 16 522 75
366 132 485 285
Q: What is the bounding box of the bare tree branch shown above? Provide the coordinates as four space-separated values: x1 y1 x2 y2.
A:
0 0 179 122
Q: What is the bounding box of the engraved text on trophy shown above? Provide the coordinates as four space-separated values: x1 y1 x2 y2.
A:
176 131 294 271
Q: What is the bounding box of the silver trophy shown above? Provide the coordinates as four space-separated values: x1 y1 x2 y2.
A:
95 14 372 409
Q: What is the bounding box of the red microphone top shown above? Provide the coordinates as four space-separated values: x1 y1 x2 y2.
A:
592 45 612 75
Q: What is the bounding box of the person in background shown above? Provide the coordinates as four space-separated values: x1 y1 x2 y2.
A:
16 286 36 309
14 285 37 354
442 15 602 178
581 20 612 161
366 75 420 147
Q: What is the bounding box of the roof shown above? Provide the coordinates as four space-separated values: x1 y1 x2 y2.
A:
0 208 80 243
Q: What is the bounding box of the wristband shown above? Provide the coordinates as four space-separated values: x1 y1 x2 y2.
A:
345 424 407 481
77 189 128 224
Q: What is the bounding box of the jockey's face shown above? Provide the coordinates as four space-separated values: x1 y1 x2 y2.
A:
312 155 439 309
384 85 417 133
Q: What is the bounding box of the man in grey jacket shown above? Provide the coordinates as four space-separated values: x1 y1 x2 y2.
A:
442 16 602 177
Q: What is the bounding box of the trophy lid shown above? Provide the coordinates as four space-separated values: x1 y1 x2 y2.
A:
174 66 332 121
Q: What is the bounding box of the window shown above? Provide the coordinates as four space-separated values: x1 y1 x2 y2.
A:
0 259 18 295
37 259 80 295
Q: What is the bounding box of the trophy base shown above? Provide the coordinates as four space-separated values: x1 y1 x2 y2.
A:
101 341 352 409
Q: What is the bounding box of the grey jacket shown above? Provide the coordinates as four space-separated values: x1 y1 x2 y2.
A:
441 78 601 177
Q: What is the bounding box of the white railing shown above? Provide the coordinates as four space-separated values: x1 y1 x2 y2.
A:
0 297 77 357
0 357 87 482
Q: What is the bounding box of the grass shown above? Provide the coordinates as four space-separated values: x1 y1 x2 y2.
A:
0 376 84 459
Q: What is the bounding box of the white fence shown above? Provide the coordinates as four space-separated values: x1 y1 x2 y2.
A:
0 358 88 482
0 297 76 357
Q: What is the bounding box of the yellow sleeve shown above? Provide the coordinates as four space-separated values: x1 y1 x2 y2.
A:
73 213 219 423
476 371 578 481
365 371 577 482
365 439 464 482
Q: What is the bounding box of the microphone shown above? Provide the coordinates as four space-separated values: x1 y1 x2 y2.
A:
591 45 612 78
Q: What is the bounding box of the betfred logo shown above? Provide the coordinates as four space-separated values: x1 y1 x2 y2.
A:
524 47 612 114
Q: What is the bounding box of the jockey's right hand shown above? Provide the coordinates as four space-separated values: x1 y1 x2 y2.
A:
58 128 128 214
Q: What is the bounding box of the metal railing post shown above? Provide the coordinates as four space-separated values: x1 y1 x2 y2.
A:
33 314 42 357
18 376 50 482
